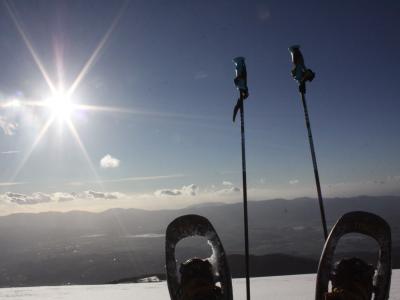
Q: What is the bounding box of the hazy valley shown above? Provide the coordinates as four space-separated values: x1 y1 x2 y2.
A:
0 196 399 287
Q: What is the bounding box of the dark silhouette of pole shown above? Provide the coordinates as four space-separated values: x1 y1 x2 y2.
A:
232 56 251 300
240 101 251 300
300 89 328 239
289 45 328 240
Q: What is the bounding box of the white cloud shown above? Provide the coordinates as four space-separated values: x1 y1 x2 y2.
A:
215 186 241 195
289 179 299 185
85 190 123 200
5 192 52 205
222 181 233 186
53 192 76 202
155 189 181 197
181 184 198 196
100 154 120 169
0 116 18 136
155 184 199 197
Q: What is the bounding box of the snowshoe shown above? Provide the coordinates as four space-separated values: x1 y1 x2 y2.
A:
315 211 392 300
165 214 233 300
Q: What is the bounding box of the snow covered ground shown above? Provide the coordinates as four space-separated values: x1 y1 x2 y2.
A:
0 270 398 299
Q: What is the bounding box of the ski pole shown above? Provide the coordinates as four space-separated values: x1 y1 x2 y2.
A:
232 56 251 300
288 45 328 240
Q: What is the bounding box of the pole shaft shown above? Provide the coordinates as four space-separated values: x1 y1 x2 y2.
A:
240 102 251 300
300 91 328 240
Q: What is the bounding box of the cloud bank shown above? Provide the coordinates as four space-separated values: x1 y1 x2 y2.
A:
1 190 124 206
1 174 399 214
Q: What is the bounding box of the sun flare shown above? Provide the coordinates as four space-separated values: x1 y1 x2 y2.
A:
46 90 75 121
4 0 125 184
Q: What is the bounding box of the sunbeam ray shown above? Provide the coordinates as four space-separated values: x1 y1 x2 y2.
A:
67 1 128 97
75 104 225 122
65 119 102 187
1 99 47 109
4 1 56 93
10 116 55 182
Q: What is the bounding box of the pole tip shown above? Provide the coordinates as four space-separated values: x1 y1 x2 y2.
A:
288 45 300 53
233 56 245 64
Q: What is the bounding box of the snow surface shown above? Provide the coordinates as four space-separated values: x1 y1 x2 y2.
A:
0 270 398 299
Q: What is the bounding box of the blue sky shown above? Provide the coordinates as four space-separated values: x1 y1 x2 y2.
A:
0 0 399 214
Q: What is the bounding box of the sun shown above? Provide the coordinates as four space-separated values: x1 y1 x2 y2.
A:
45 89 75 121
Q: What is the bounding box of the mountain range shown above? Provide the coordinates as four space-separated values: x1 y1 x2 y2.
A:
0 195 398 287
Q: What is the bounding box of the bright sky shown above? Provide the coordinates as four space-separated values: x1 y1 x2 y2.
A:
0 0 399 214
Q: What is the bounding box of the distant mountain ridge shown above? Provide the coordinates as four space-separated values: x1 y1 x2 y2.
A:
0 195 398 287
